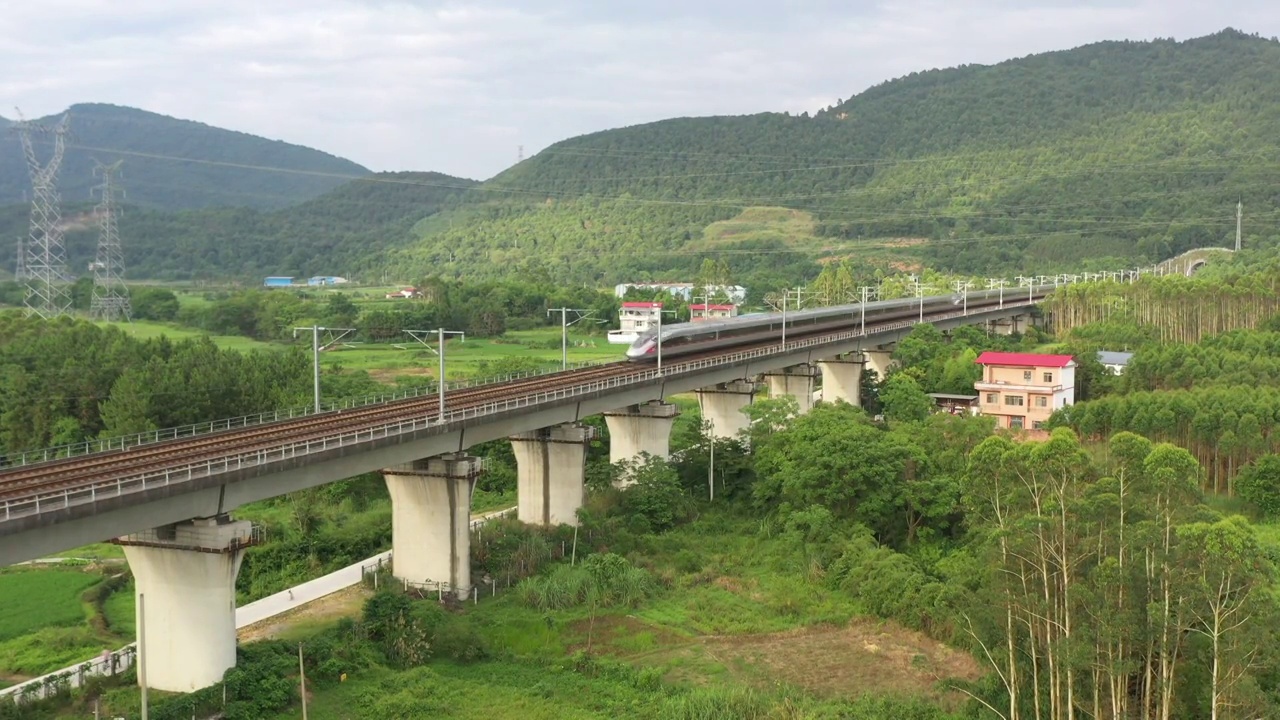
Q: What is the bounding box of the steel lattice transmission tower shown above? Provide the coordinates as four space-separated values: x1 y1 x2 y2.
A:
90 160 131 321
11 110 72 318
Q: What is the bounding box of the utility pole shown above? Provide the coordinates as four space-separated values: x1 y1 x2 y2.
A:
708 428 715 502
910 279 928 322
90 160 131 321
11 110 72 318
768 287 804 347
138 593 149 720
987 279 1007 309
1015 276 1035 304
857 285 878 334
546 307 595 371
293 326 356 413
953 280 972 315
299 643 308 720
406 329 464 416
1236 199 1243 251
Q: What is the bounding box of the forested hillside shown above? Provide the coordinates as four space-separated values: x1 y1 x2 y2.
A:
0 172 477 280
0 103 369 210
6 31 1277 285
396 28 1280 282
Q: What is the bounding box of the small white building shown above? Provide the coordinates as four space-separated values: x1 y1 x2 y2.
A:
608 301 665 344
384 287 421 299
1097 351 1135 376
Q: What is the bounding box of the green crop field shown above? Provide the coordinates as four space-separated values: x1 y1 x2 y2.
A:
0 569 100 642
96 320 277 352
321 328 621 383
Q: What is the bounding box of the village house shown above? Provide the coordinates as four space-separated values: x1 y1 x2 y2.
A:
974 352 1076 430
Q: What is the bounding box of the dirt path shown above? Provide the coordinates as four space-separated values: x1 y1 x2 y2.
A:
238 585 369 643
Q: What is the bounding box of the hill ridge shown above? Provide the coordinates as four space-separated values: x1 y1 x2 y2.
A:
0 103 370 211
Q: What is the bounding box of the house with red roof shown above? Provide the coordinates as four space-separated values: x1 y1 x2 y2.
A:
974 352 1076 430
608 301 667 344
689 303 738 322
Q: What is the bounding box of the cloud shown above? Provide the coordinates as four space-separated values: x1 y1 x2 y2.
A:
4 0 1280 180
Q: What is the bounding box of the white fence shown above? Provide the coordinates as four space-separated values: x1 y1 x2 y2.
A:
2 647 135 704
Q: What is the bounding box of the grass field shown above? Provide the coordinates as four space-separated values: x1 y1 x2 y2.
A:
0 569 100 642
96 319 276 352
321 328 620 383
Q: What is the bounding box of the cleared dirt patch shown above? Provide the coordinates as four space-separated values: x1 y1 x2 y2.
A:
239 585 369 643
698 619 981 705
367 366 433 384
579 615 981 708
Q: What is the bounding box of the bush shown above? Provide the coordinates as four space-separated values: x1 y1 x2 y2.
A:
618 457 694 533
1238 454 1280 518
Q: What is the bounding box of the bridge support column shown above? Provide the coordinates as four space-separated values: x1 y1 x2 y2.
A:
603 401 680 482
511 424 595 526
990 315 1029 336
817 356 863 406
696 379 756 440
116 516 256 693
764 364 818 414
382 453 482 599
862 349 894 381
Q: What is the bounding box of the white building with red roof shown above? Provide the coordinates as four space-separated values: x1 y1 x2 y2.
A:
608 301 666 344
974 352 1076 430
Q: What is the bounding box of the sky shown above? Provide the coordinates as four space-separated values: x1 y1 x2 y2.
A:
3 0 1279 180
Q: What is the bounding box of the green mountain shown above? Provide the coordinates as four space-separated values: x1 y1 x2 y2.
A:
390 28 1280 284
0 171 478 280
0 103 370 210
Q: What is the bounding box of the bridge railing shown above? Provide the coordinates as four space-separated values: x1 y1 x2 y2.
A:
0 359 608 469
0 300 1040 524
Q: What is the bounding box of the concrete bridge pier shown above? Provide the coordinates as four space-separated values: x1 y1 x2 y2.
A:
862 349 895 381
511 424 595 526
763 364 819 414
696 379 756 440
817 355 863 406
603 401 680 483
382 453 483 599
115 516 256 693
990 314 1030 335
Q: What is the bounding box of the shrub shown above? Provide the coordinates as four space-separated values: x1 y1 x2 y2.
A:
1238 454 1280 518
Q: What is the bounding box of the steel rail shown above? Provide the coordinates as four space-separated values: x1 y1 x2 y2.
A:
0 294 1046 523
0 363 630 493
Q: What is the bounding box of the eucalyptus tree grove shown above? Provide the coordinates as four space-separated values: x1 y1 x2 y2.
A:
963 430 1275 720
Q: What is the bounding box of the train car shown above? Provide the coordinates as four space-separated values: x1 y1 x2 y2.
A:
624 286 1052 361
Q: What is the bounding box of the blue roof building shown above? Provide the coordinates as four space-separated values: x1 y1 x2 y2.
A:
264 276 294 287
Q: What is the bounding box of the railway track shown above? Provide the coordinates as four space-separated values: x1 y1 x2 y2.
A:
0 293 1043 509
0 362 633 501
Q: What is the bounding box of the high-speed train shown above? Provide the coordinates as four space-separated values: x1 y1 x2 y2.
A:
624 285 1054 361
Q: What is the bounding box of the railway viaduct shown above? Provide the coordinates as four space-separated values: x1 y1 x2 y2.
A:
0 292 1044 693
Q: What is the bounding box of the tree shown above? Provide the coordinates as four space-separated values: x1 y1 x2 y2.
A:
1236 454 1280 518
880 373 932 423
324 293 359 326
130 287 179 321
617 456 693 532
98 367 158 438
1177 517 1274 720
753 402 924 542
